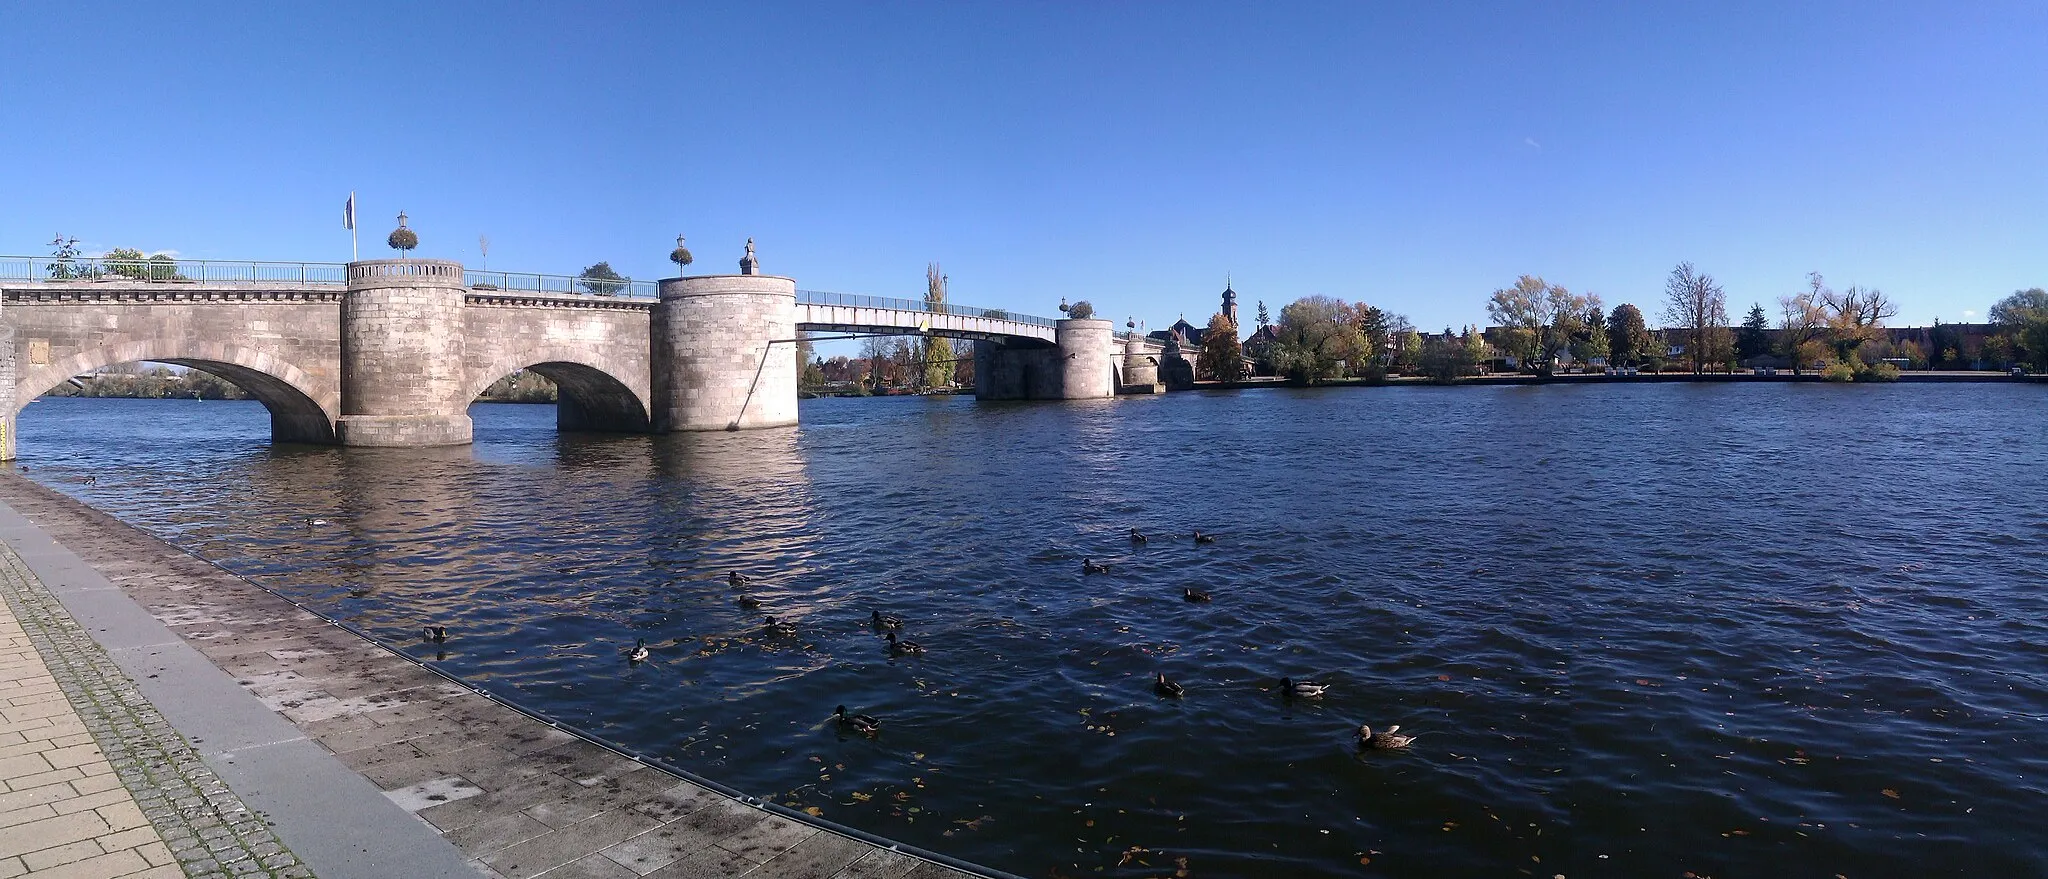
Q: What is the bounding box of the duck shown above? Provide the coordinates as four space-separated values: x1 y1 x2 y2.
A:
82 475 97 486
1183 587 1212 603
1129 528 1148 544
728 571 752 588
735 594 763 610
1082 558 1111 575
307 517 331 527
885 632 926 656
424 626 448 643
835 705 881 736
627 638 650 663
870 610 904 630
1357 724 1416 750
1154 672 1185 698
1192 530 1217 544
1278 676 1328 698
763 616 798 637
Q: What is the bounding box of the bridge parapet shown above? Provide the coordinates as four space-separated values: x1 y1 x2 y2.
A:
347 259 465 287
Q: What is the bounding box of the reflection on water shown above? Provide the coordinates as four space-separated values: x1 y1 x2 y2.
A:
18 386 2048 878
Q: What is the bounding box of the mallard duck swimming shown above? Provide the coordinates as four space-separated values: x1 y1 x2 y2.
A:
424 626 447 643
82 475 97 485
1129 528 1148 544
1154 672 1185 698
728 571 752 588
1082 558 1110 575
835 705 881 736
1358 724 1415 750
763 616 798 637
628 638 650 663
736 594 763 609
1183 587 1212 603
1278 677 1328 698
870 610 904 630
886 632 926 655
1192 530 1216 544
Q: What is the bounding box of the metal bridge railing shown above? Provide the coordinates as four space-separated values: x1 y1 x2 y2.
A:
0 255 349 285
2 257 1040 316
796 289 1057 328
463 270 657 299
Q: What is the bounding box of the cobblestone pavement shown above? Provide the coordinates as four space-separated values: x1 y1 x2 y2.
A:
0 543 310 878
0 475 992 879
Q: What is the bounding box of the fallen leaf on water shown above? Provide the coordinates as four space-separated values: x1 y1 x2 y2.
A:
1359 856 1372 866
803 806 823 816
850 792 871 802
1882 789 1900 799
1438 674 1451 681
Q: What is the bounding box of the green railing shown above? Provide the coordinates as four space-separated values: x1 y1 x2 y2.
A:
0 255 348 285
1 257 1050 319
796 289 1056 328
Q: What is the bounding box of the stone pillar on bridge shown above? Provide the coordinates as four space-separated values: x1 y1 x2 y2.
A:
973 318 1116 401
336 260 473 447
1058 318 1116 399
651 274 798 432
1119 326 1161 394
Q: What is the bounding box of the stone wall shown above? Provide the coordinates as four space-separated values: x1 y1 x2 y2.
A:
0 287 343 457
462 296 653 432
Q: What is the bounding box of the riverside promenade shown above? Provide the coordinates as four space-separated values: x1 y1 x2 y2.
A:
0 473 985 879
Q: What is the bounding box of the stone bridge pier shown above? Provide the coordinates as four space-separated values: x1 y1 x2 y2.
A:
651 274 798 431
973 318 1116 401
337 260 473 446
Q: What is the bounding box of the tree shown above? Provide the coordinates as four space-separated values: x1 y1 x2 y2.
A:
1396 330 1423 370
1256 300 1272 331
1199 313 1243 382
1462 325 1491 372
1487 275 1598 374
1065 300 1095 320
1737 303 1772 361
1777 275 1832 375
669 235 694 272
578 262 629 296
921 264 953 389
1352 305 1393 364
1272 295 1366 383
1568 305 1609 367
1606 304 1652 367
47 235 82 279
1819 282 1897 366
1989 288 2048 371
1661 262 1730 374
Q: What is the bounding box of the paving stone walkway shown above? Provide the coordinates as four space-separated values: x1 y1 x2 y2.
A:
0 474 995 879
0 542 309 878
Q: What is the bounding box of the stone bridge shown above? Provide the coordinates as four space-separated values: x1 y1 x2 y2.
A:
0 255 1171 458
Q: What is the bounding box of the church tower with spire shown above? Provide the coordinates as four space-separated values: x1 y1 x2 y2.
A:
1221 274 1239 327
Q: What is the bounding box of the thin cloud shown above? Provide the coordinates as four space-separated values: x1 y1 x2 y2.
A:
1524 137 1542 150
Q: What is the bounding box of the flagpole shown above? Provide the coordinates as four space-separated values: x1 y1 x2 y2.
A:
350 191 358 261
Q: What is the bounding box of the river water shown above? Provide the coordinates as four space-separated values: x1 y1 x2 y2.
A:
16 386 2048 878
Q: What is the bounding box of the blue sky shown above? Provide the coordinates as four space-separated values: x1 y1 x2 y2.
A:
3 1 2043 333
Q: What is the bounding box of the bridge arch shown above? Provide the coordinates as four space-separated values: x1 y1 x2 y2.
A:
11 340 339 444
461 348 651 433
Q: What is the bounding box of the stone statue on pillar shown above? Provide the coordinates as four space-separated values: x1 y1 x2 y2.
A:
739 238 758 275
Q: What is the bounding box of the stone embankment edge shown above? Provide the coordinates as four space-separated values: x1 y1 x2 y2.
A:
0 544 312 879
0 488 480 879
0 473 1026 879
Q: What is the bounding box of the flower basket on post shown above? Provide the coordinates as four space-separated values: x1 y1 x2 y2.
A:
387 212 418 257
